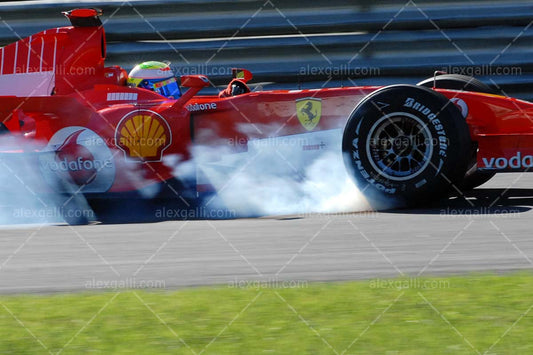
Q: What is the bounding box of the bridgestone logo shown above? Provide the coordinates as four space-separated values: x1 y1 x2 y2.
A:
403 98 437 120
403 97 447 158
482 152 533 169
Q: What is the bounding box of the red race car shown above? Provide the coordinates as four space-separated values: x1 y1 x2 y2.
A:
0 9 530 222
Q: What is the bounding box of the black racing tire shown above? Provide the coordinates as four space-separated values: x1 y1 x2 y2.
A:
417 74 495 94
54 178 92 225
342 84 471 209
59 194 91 225
418 74 497 190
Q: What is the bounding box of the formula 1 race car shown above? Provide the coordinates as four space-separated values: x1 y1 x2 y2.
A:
0 9 531 222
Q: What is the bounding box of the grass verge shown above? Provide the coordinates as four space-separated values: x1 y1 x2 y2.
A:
1 272 533 354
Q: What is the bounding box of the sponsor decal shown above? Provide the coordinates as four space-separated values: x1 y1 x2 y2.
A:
481 152 533 169
403 98 448 158
107 92 138 101
40 127 115 192
186 102 217 112
115 109 172 162
450 98 468 118
403 98 436 117
302 142 326 151
351 136 396 194
296 97 322 131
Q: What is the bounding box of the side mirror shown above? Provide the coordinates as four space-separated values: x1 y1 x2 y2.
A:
232 68 253 83
172 75 210 109
180 75 210 88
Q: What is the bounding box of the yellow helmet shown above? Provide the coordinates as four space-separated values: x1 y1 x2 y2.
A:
127 61 181 98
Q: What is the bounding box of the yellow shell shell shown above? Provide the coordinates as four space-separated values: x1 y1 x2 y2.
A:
118 114 168 159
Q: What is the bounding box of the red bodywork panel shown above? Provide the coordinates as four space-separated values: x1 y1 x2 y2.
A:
435 90 533 171
0 10 532 198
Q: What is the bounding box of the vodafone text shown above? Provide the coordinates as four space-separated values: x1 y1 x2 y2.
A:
482 152 533 169
43 157 113 172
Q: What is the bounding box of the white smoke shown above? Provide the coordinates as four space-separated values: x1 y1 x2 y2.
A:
0 121 371 224
168 127 371 218
0 135 93 225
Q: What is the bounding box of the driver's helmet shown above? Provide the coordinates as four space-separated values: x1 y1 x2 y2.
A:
127 61 181 98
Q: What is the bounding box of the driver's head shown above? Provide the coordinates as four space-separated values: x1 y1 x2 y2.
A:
127 61 181 98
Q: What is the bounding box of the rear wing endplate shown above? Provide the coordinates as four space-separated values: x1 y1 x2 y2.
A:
62 8 103 27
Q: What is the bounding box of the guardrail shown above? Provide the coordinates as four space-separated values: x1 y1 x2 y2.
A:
1 0 532 98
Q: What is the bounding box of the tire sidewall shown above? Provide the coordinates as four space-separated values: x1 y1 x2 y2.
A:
342 85 470 204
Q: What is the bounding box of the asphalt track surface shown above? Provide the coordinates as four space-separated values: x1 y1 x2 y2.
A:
1 173 533 294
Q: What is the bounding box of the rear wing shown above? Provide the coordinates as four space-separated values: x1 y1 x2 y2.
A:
63 8 103 27
0 8 106 97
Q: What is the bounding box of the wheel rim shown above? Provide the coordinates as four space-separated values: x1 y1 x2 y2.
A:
366 112 433 181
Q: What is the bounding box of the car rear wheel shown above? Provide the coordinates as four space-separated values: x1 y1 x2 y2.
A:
342 84 471 209
417 74 496 190
417 74 495 93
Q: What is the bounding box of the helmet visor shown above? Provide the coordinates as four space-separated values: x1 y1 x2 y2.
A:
140 77 181 98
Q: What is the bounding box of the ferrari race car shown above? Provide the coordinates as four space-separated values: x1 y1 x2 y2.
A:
0 9 531 222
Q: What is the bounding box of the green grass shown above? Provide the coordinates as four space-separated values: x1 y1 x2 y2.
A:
1 273 533 354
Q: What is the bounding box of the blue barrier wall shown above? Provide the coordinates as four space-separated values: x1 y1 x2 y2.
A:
1 0 531 98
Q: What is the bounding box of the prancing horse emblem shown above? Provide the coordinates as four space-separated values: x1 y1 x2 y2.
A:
296 98 322 131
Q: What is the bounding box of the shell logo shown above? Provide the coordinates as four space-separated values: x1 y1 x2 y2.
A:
115 110 172 162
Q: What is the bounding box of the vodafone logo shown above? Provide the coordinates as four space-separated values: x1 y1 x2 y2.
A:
40 127 116 193
450 98 468 118
45 157 113 174
482 152 533 169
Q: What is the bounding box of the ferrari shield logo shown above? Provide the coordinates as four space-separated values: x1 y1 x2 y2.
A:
296 98 322 131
